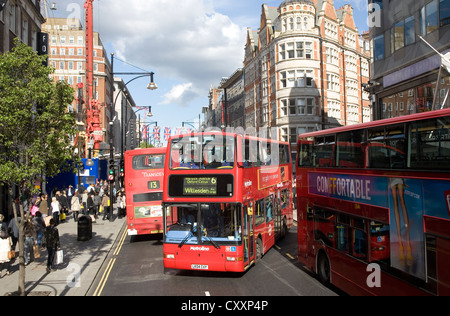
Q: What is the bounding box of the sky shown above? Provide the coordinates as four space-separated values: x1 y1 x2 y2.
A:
45 0 371 141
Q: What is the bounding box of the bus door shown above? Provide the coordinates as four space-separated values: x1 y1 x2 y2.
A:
243 201 255 266
274 190 282 240
265 195 275 248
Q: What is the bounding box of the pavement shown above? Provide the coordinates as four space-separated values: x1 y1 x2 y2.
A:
0 206 297 296
0 209 126 296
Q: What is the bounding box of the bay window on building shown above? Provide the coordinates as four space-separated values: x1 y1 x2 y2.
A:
280 97 315 116
279 41 313 61
280 69 315 88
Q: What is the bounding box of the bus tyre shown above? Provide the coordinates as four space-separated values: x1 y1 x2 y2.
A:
317 252 330 285
255 238 263 263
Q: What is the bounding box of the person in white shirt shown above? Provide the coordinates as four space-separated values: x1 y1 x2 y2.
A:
51 197 61 226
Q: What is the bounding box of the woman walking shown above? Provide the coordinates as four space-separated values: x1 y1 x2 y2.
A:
42 218 60 273
51 196 61 226
0 214 11 278
23 217 37 266
101 191 110 221
71 190 82 222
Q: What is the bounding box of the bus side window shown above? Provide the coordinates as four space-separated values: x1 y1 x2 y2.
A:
314 136 335 167
255 199 265 227
410 116 450 170
368 124 406 169
298 139 313 167
336 131 364 168
313 207 335 247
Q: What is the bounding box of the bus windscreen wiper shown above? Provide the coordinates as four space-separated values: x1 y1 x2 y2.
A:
202 228 220 249
178 224 194 248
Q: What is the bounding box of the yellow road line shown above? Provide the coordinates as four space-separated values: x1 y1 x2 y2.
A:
286 253 295 260
93 258 116 296
113 228 128 256
93 227 127 296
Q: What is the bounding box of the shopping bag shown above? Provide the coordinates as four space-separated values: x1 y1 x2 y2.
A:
44 215 53 227
55 249 64 265
60 212 66 220
7 250 15 260
33 244 41 259
31 205 39 216
99 205 103 213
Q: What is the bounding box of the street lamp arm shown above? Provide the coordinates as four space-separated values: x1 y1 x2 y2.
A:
113 74 154 109
114 72 155 77
182 121 196 130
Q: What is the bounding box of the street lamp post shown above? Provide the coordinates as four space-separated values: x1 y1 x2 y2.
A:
109 53 157 222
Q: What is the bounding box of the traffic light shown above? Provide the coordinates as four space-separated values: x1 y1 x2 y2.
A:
119 160 125 178
108 159 115 182
78 161 85 173
118 159 125 186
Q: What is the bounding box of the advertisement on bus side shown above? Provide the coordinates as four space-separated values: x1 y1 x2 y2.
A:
308 172 450 281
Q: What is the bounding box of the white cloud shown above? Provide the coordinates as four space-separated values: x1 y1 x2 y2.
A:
161 83 198 106
98 0 246 107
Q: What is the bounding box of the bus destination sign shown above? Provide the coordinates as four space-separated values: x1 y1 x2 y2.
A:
183 177 217 195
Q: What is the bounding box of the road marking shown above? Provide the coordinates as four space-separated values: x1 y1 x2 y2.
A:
93 227 127 296
93 258 116 296
274 245 281 250
286 253 295 260
205 291 211 296
113 228 128 256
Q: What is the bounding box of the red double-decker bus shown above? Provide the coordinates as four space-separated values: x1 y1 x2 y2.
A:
124 147 166 236
162 131 294 272
296 108 450 295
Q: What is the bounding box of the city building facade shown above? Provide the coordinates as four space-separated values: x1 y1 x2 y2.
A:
42 17 112 156
113 77 139 153
217 0 371 161
368 0 450 120
0 0 44 53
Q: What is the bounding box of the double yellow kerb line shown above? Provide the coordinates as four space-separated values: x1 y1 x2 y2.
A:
92 227 128 296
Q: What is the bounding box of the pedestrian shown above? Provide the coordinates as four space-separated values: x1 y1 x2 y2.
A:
101 191 110 221
93 191 101 219
87 192 94 216
0 214 12 278
42 218 60 273
51 196 61 226
71 190 82 222
66 185 75 212
7 216 19 252
39 194 49 218
30 197 40 217
59 191 69 223
33 212 46 248
23 217 37 266
117 192 126 218
81 190 88 215
116 192 123 219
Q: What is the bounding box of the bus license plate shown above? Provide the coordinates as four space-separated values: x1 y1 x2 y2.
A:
191 264 208 270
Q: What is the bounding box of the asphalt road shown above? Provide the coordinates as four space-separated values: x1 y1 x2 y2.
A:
88 223 339 297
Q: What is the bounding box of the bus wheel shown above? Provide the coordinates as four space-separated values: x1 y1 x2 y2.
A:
255 238 263 262
317 252 330 285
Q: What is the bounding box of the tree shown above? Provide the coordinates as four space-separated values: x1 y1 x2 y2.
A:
0 39 76 296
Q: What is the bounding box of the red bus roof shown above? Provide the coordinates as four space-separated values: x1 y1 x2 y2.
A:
125 147 167 156
169 131 290 145
299 108 450 139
